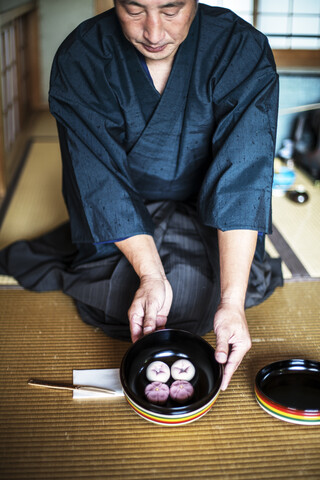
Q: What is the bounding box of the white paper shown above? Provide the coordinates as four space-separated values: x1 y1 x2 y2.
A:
72 368 124 399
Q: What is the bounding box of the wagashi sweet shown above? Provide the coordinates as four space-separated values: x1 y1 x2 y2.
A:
171 359 195 381
146 361 170 383
169 380 194 403
144 382 170 405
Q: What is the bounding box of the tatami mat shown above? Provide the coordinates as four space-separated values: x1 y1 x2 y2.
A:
0 141 68 248
27 111 58 137
0 141 68 286
0 283 320 480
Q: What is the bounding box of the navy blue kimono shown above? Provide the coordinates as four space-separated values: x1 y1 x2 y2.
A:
0 5 282 340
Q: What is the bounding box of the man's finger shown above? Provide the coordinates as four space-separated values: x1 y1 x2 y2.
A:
155 315 167 329
129 313 143 343
220 357 240 391
128 299 144 322
143 303 159 335
214 328 230 364
220 342 250 390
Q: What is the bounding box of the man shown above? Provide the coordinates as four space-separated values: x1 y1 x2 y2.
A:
0 0 282 390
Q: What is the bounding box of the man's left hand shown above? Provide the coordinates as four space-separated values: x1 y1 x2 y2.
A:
213 301 252 391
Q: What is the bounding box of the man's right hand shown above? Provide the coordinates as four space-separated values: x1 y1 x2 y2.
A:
115 234 172 343
128 274 173 342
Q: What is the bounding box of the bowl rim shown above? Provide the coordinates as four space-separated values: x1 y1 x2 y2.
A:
255 358 320 414
120 328 223 417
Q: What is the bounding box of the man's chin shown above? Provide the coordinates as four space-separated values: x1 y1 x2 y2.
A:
136 43 177 62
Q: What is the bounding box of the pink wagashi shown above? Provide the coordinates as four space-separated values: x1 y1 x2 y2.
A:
169 380 194 403
145 382 170 405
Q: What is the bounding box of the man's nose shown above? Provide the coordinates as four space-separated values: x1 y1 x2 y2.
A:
143 14 165 45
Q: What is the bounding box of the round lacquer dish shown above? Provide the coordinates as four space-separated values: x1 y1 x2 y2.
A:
255 359 320 425
120 329 223 426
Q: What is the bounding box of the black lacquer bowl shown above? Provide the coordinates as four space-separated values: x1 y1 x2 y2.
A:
255 359 320 425
120 329 223 425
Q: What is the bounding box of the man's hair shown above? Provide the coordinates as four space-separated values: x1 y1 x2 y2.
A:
113 0 199 4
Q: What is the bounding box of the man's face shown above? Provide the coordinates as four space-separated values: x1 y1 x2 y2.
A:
115 0 197 62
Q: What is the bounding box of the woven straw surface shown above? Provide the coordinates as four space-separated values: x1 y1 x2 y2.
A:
0 141 67 250
1 283 320 480
0 141 68 286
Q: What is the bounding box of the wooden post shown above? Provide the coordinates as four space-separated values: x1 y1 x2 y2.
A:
253 0 258 28
26 8 41 111
0 56 6 198
0 2 39 198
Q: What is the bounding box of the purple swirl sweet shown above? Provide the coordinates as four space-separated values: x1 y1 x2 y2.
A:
144 382 170 405
169 380 194 403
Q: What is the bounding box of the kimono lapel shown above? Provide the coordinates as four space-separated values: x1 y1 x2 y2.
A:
125 11 200 161
119 40 160 127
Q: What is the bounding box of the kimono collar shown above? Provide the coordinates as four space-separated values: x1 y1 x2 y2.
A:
116 10 200 153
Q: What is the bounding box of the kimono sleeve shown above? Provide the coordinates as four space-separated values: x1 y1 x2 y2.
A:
49 35 154 244
198 32 279 234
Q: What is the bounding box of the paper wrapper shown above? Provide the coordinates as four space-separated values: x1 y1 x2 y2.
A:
72 368 124 399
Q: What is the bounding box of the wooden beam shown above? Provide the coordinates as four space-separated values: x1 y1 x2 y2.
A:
0 1 36 28
273 49 320 69
95 0 114 15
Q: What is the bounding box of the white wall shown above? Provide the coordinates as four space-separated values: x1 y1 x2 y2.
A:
38 0 94 104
